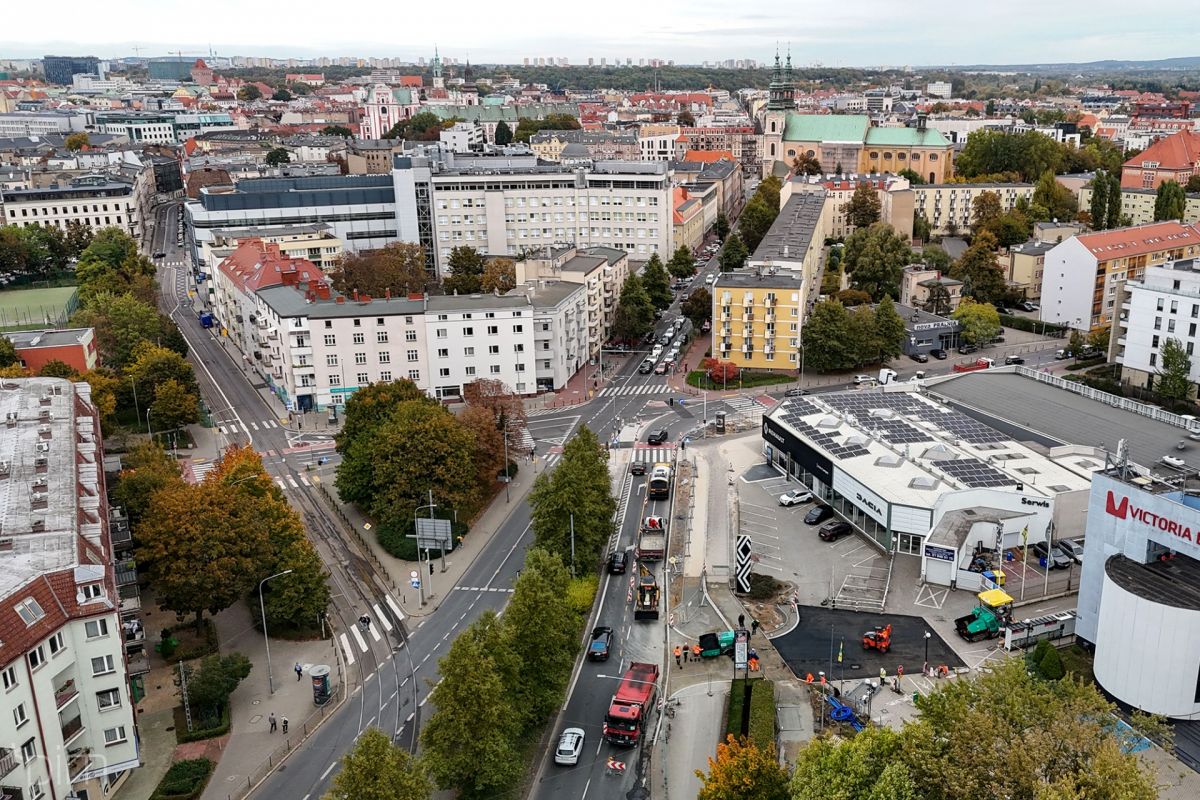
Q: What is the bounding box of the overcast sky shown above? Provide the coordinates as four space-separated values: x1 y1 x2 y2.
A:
2 0 1197 67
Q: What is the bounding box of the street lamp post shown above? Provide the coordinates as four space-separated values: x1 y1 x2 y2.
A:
259 569 294 694
923 630 931 673
503 429 511 504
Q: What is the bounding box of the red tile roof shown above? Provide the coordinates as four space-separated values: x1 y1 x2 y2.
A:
0 569 117 671
1076 221 1200 259
1123 130 1200 171
681 149 735 164
217 239 324 293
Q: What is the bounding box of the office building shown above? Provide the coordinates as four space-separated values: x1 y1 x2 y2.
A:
0 112 87 138
42 55 99 85
2 176 141 240
146 56 194 81
93 113 177 145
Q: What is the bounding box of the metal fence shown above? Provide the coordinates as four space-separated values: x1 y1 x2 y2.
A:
1017 365 1193 429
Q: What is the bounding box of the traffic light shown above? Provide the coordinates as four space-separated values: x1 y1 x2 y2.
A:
429 562 434 576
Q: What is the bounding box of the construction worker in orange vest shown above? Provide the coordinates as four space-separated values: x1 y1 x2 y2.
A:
674 645 682 667
692 643 702 661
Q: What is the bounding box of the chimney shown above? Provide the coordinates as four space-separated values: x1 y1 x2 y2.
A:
335 295 345 304
315 281 331 300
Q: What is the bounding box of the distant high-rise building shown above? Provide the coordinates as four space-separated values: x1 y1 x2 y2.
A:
588 57 594 66
42 54 99 85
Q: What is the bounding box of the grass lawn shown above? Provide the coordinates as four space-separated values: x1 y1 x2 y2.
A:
0 285 79 331
686 370 795 390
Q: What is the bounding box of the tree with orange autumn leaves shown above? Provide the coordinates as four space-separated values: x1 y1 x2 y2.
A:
696 735 790 800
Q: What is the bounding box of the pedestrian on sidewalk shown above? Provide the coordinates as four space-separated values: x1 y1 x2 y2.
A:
268 712 277 733
682 644 689 663
281 717 289 734
674 645 682 667
751 619 760 636
295 662 303 681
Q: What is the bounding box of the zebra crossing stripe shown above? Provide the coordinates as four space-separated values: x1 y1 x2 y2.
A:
385 594 405 622
373 603 392 631
339 633 356 665
350 623 368 652
274 477 287 490
299 474 311 486
367 621 382 642
287 476 299 489
250 421 259 431
218 425 228 435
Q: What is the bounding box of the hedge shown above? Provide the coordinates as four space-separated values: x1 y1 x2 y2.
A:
725 677 777 748
376 514 468 561
175 702 231 743
151 758 213 800
686 370 795 390
998 313 1067 338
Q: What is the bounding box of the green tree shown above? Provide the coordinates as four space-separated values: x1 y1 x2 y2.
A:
836 288 872 306
970 191 1002 232
1090 170 1110 230
528 425 615 566
950 231 1005 303
237 84 262 101
1033 170 1077 222
1106 173 1123 231
480 258 516 294
442 246 486 295
1157 337 1192 401
682 287 712 328
127 342 199 404
897 167 926 185
149 378 199 433
714 213 730 241
112 441 183 527
266 147 291 166
71 293 162 370
323 727 432 800
697 735 790 800
1154 179 1187 222
719 233 749 272
874 296 906 363
791 726 913 800
73 227 156 303
667 245 696 280
843 223 911 301
801 300 853 373
421 612 522 800
184 653 252 727
912 211 932 242
641 253 672 309
677 109 696 128
271 88 293 101
37 359 76 379
1187 174 1200 194
65 132 90 151
921 244 953 273
1038 645 1065 680
987 209 1033 248
321 125 353 138
331 243 429 296
493 120 513 146
951 298 1002 345
792 152 822 176
955 129 1064 181
611 273 655 342
843 183 882 229
923 283 953 316
65 221 93 257
1088 325 1111 354
0 337 17 368
737 198 776 252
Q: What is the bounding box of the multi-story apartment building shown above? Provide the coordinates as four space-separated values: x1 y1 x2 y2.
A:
899 264 963 311
673 187 705 254
745 190 828 295
529 130 640 163
197 224 344 274
678 126 759 173
0 377 141 800
1079 184 1200 227
1119 130 1200 190
6 328 99 374
792 175 914 241
912 182 1034 237
1006 241 1053 299
1 175 142 241
710 271 807 371
424 294 538 399
394 153 672 275
1042 221 1200 331
346 140 406 175
1112 260 1200 395
506 280 588 393
637 124 682 161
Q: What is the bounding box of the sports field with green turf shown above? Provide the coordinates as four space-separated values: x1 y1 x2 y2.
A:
0 286 79 331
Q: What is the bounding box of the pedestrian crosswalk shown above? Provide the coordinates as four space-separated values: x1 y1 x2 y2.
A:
337 593 406 666
453 586 516 593
190 459 216 482
217 419 283 435
273 473 313 490
631 445 676 463
724 396 767 416
598 384 675 398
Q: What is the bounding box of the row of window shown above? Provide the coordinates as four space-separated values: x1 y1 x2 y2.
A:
327 370 418 387
434 324 524 337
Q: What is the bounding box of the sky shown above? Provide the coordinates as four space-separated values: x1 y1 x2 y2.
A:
2 0 1198 68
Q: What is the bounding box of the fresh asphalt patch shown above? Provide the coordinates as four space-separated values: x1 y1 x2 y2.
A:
742 463 780 482
773 606 965 678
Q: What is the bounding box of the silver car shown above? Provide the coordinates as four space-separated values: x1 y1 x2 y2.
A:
555 727 585 765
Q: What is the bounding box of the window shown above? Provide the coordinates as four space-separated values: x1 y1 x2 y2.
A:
1150 352 1158 367
380 371 392 382
352 333 365 345
1172 300 1180 314
437 348 449 358
13 702 27 727
406 330 417 341
465 366 476 376
329 374 341 386
436 328 447 339
356 373 369 385
487 325 498 335
353 318 362 327
323 334 336 346
463 327 474 336
92 655 115 676
464 347 475 356
30 779 43 800
513 324 523 333
377 331 389 344
85 619 109 639
439 368 451 377
514 344 524 353
490 365 501 374
1153 335 1160 348
1158 298 1165 311
103 725 128 745
376 317 385 326
408 370 420 381
3 665 17 690
97 688 121 711
28 646 45 670
48 631 65 656
14 597 45 626
354 353 367 365
488 345 500 355
21 738 35 763
80 583 103 601
378 352 390 364
326 355 339 366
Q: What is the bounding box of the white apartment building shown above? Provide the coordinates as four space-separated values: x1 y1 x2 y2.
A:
394 153 673 276
424 294 538 399
0 378 140 800
912 182 1034 237
198 224 344 275
0 112 87 138
438 123 484 154
638 125 682 162
507 281 588 392
1 175 142 240
1113 260 1200 394
93 113 176 145
926 81 953 100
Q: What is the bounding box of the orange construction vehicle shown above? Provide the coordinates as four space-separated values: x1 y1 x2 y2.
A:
862 623 892 653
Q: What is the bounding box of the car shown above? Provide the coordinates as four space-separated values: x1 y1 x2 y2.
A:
705 274 716 284
659 333 672 345
701 319 711 332
910 352 929 363
1030 541 1072 570
555 728 586 765
630 462 647 476
957 343 977 355
588 626 614 661
852 374 872 386
779 489 815 507
993 305 1010 315
783 386 807 397
991 335 1006 344
818 520 852 542
647 428 669 445
638 359 654 374
1056 538 1085 564
930 349 948 360
803 505 833 525
654 361 669 375
680 293 690 303
1055 349 1072 360
1004 356 1025 365
608 550 628 574
1018 301 1039 312
153 251 166 259
1161 454 1187 469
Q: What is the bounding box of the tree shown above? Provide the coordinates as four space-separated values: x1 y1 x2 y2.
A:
37 359 76 379
898 168 926 185
149 378 199 433
668 245 696 280
846 305 881 367
421 612 522 800
65 132 89 151
923 283 953 316
1158 337 1192 401
836 288 872 306
1187 174 1200 194
950 230 1005 303
986 209 1033 248
330 243 429 296
843 183 882 229
641 253 672 309
271 88 293 102
1088 325 1111 354
321 125 353 138
951 298 1002 345
266 147 291 167
112 441 183 527
874 296 906 363
324 727 432 800
714 213 730 241
970 191 1002 232
698 735 790 800
0 337 17 368
443 246 486 295
237 84 262 101
79 369 120 432
921 244 953 273
185 653 252 727
493 120 513 146
610 273 654 342
480 258 516 294
1033 170 1077 222
71 293 162 370
677 109 696 127
1155 179 1187 222
682 287 712 328
1106 172 1122 231
955 129 1064 181
73 227 156 303
719 233 749 272
791 726 914 800
127 342 200 406
1038 645 1065 680
1068 329 1086 363
459 405 506 488
843 223 911 301
801 300 853 373
1090 170 1111 230
528 426 614 565
792 152 822 176
737 198 776 252
912 212 932 243
65 221 93 258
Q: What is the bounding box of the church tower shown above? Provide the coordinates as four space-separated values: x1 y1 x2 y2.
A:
431 46 444 89
761 47 795 175
767 47 795 111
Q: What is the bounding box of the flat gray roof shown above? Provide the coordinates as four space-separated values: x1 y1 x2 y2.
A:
257 285 423 319
507 281 583 307
930 371 1191 472
713 270 805 290
426 293 531 311
750 190 826 263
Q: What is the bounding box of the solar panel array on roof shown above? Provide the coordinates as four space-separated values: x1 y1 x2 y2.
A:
868 418 932 444
938 457 1013 488
820 391 1009 445
786 418 870 460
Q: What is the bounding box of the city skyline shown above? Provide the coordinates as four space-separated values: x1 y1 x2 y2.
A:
3 0 1199 68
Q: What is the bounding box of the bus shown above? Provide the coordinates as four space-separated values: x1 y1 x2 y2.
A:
647 463 671 500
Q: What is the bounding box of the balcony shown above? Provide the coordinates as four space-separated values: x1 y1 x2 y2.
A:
764 313 776 324
267 330 279 340
114 557 138 588
60 712 84 744
0 786 24 800
55 679 79 710
255 317 269 329
741 314 754 323
0 748 16 778
67 747 91 780
291 345 313 358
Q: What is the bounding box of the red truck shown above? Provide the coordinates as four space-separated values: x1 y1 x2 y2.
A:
603 661 660 746
952 357 994 373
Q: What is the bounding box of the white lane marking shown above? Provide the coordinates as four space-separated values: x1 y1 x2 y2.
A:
373 604 392 631
338 633 355 665
319 761 337 781
241 423 251 435
351 624 368 652
385 594 405 621
250 421 259 430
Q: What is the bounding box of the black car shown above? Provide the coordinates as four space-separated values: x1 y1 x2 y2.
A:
630 461 647 476
784 387 808 397
647 428 669 445
993 304 1010 315
930 349 948 360
588 626 614 661
818 520 852 542
958 343 978 355
803 505 833 525
1030 541 1072 570
1004 355 1025 365
608 551 627 574
910 352 929 363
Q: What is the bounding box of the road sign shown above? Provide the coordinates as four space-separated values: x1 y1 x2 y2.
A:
606 757 626 772
735 535 753 593
411 518 453 550
410 578 420 589
734 628 750 670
